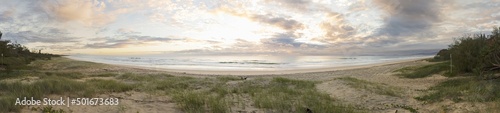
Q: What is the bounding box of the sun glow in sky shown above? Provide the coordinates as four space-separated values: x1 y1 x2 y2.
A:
0 0 499 55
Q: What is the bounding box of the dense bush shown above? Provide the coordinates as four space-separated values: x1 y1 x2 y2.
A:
448 27 500 78
449 34 488 73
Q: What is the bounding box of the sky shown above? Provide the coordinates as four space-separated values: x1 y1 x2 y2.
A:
0 0 499 55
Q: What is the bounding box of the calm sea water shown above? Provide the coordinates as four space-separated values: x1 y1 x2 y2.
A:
66 54 432 71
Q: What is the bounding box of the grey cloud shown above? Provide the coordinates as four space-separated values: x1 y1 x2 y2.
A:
264 0 312 12
84 41 127 48
42 28 69 35
0 8 15 22
4 28 79 43
0 1 52 31
250 14 304 31
36 45 82 52
261 33 301 47
84 35 175 49
261 32 324 49
85 28 179 49
364 37 403 47
218 8 304 33
342 25 354 31
372 0 442 37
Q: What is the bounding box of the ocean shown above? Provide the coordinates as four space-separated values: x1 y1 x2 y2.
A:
66 54 432 71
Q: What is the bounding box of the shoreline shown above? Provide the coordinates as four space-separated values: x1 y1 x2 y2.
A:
65 56 431 75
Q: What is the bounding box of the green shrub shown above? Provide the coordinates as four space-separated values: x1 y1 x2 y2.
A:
447 27 500 77
449 34 488 74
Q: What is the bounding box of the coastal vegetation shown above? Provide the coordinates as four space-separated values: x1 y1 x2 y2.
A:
439 27 500 78
0 31 60 72
400 27 500 79
398 27 500 107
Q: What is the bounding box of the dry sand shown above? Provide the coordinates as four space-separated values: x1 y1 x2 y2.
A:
18 57 490 113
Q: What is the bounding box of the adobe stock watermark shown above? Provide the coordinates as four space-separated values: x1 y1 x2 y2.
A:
14 97 120 107
15 97 65 106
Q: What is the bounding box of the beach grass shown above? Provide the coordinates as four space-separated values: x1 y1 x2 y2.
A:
117 73 175 81
172 91 229 113
395 61 450 78
416 77 500 103
129 75 357 113
43 72 86 79
0 70 30 79
231 77 357 113
216 76 242 82
89 73 119 77
337 77 402 97
28 57 105 70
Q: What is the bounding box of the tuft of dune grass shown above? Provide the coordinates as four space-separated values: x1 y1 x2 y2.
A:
337 77 403 97
394 61 450 78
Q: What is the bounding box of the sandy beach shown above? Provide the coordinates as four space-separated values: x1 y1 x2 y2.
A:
3 57 496 113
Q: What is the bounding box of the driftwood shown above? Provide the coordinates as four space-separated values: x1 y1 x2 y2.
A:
482 50 500 80
492 52 500 70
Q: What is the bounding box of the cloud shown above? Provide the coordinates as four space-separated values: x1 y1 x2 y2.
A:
188 32 326 55
318 12 357 43
35 45 81 52
84 35 175 49
84 28 177 49
41 0 127 27
116 28 140 35
250 14 304 31
0 8 15 22
264 0 312 12
450 1 500 29
4 28 79 43
260 0 358 44
261 33 303 48
217 7 304 33
372 0 442 37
